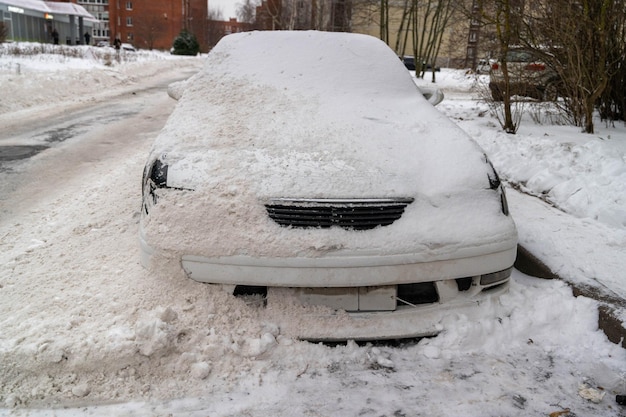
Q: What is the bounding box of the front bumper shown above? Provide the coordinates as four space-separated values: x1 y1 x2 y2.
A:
140 229 515 340
264 283 509 341
177 247 516 287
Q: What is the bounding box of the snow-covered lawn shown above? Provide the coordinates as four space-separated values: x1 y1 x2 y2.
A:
0 42 624 416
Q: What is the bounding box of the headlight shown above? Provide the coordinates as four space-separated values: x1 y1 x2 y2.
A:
499 185 510 216
148 158 169 188
484 154 510 216
142 158 169 214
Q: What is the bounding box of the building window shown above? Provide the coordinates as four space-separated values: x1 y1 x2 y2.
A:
126 1 132 10
126 17 133 26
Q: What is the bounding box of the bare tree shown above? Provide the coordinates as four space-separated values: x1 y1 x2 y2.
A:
349 0 385 38
419 0 457 80
379 0 390 42
477 0 524 133
354 0 456 80
209 6 225 21
281 0 309 29
206 7 226 48
392 0 458 80
526 0 625 133
599 7 626 123
237 0 260 23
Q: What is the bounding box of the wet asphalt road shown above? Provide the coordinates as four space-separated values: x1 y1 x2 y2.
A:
0 93 147 166
0 69 197 206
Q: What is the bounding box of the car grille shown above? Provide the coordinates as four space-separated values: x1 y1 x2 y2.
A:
265 198 414 230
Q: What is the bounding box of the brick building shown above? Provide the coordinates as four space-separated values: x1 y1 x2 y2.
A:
107 0 208 51
206 17 253 48
47 0 208 51
255 0 281 31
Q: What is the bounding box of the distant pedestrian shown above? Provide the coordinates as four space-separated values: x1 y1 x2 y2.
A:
52 28 59 45
114 37 122 61
84 32 91 45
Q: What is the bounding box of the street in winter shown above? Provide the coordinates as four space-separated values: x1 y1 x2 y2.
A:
1 40 625 417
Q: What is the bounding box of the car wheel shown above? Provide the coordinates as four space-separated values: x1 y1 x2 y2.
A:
542 82 559 102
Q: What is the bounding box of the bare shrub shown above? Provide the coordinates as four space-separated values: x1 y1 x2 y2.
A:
475 75 525 134
527 102 571 126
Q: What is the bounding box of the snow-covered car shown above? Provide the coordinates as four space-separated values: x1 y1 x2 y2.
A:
140 31 518 341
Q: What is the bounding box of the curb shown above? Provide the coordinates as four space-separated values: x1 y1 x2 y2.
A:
515 244 625 348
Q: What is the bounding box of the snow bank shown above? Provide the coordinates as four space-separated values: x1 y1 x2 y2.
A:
0 42 201 121
427 70 626 231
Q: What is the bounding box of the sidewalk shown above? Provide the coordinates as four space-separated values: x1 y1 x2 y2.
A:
509 188 626 347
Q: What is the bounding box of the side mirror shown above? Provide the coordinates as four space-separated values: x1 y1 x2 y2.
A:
167 80 188 100
417 86 444 106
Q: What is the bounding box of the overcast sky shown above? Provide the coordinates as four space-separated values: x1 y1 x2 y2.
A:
210 0 238 19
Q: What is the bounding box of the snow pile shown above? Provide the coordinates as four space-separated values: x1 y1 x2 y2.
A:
0 41 624 416
486 133 625 228
420 70 626 301
427 71 626 230
0 42 201 120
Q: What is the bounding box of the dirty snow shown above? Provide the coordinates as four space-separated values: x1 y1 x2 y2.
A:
0 39 625 416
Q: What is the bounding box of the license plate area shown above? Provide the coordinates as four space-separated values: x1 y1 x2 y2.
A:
299 286 397 312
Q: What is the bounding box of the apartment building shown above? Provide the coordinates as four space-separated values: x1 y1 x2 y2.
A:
43 0 208 50
76 0 109 45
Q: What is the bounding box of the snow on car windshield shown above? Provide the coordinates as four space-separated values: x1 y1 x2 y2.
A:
206 31 414 96
152 31 491 198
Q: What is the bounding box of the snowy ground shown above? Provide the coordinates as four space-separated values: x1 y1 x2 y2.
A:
0 43 625 416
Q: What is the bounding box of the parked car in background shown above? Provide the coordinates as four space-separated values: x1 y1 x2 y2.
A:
121 43 136 52
140 31 518 341
489 47 561 101
401 55 416 70
401 55 441 72
476 58 492 74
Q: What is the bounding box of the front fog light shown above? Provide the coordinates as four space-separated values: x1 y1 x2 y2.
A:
480 267 513 286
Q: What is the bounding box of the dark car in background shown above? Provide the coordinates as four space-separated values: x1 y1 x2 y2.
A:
401 55 440 72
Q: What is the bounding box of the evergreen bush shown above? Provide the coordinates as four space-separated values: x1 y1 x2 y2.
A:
172 30 200 56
